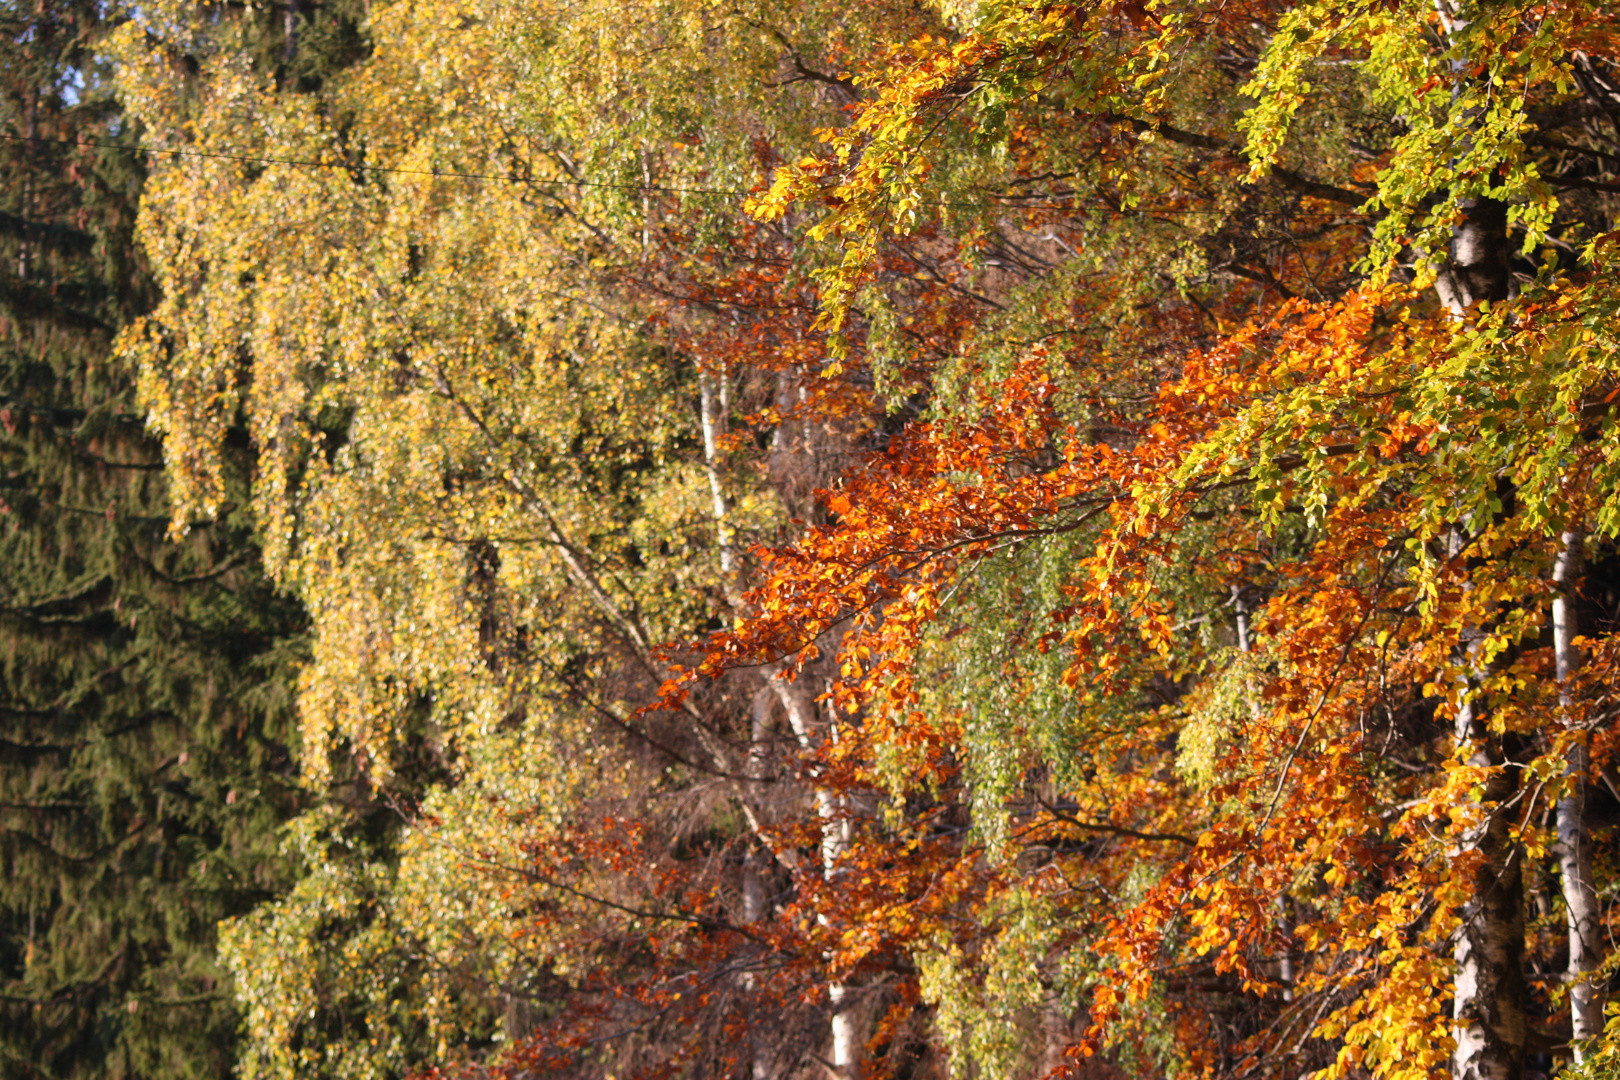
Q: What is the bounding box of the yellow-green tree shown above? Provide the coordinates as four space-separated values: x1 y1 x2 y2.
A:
108 1 945 1076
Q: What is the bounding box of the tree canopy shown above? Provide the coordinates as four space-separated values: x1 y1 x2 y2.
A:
96 1 1620 1079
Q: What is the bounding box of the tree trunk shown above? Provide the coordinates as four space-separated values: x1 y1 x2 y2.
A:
1431 0 1514 320
698 367 736 581
1441 514 1527 1080
1434 197 1513 316
705 362 859 1074
769 677 859 1078
283 0 303 65
1452 667 1528 1080
742 686 775 1080
1554 532 1602 1057
1430 8 1528 1060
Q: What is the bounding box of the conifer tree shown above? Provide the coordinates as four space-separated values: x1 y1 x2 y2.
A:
0 4 306 1077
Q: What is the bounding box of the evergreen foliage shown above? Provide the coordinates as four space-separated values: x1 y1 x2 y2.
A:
0 4 305 1077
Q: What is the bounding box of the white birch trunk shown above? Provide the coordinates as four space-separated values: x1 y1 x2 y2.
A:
698 367 736 580
283 0 303 63
1440 519 1527 1080
743 687 774 1080
709 366 858 1075
1451 647 1528 1080
769 677 858 1076
1431 0 1514 319
1428 12 1526 1068
1554 532 1602 1056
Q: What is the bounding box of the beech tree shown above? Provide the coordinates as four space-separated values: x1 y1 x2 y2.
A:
727 1 1620 1078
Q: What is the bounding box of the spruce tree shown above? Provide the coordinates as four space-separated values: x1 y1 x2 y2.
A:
0 4 306 1078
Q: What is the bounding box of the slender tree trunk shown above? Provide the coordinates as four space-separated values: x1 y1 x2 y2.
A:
1441 514 1526 1080
283 0 303 65
743 849 772 1080
823 694 858 1076
1451 643 1529 1080
828 983 858 1078
1429 9 1528 1064
743 686 774 1080
1554 532 1602 1056
709 363 859 1075
1431 0 1514 321
1234 584 1254 655
698 367 736 581
703 374 767 864
768 678 859 1077
18 86 35 282
1452 714 1529 1080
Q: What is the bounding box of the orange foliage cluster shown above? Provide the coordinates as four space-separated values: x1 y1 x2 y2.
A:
547 0 1620 1062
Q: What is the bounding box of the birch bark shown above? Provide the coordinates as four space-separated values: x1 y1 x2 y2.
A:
1451 678 1529 1080
1428 9 1527 1072
768 678 859 1077
1554 532 1602 1057
701 364 859 1077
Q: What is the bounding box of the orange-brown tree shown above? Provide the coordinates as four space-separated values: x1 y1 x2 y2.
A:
695 2 1620 1079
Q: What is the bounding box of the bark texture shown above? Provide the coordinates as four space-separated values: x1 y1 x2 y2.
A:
1554 532 1603 1056
769 678 861 1077
1452 691 1528 1080
1435 197 1514 316
1431 17 1528 1056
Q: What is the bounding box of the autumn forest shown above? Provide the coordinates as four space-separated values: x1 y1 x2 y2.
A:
6 1 1620 1080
